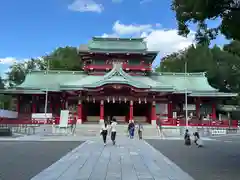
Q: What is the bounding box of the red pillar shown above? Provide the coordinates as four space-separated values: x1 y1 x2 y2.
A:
195 97 200 118
212 103 216 120
151 101 156 125
77 100 82 124
129 100 133 122
100 100 104 123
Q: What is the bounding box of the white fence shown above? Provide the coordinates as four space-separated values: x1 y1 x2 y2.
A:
0 109 18 118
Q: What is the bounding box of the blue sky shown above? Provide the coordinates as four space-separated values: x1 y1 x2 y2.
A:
0 0 227 74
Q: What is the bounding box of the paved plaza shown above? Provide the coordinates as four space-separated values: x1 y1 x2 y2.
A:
147 139 240 180
32 137 194 180
0 141 82 180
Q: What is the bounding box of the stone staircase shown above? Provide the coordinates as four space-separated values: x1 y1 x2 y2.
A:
74 124 177 137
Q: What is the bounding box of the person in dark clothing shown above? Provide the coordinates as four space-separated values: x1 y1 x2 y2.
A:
184 129 191 146
193 131 203 147
128 120 135 139
137 122 143 139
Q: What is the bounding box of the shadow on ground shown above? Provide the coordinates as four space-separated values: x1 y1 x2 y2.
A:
0 141 83 180
146 139 240 180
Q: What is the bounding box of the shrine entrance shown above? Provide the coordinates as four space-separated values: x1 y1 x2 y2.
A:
105 102 129 123
84 102 100 123
133 102 151 124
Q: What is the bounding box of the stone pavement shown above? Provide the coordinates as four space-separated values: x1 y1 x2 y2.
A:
31 137 195 180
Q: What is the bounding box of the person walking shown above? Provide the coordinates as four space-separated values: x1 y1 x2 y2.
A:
157 117 164 139
128 120 135 139
137 122 143 139
100 121 108 146
71 116 77 135
193 131 203 147
110 117 117 145
184 129 191 146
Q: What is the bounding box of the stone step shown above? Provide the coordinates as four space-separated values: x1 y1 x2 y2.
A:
74 124 164 137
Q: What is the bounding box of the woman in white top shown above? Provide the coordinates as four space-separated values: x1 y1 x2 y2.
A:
110 118 117 145
100 121 108 146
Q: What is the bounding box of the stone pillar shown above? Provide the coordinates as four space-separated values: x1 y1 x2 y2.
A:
49 96 52 113
65 97 68 109
212 103 216 120
61 98 65 110
100 100 104 124
32 95 36 113
129 100 133 122
151 101 156 125
195 97 200 118
167 102 172 119
77 100 82 124
16 96 20 117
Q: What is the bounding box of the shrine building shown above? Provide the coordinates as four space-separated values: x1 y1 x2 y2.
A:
1 37 237 125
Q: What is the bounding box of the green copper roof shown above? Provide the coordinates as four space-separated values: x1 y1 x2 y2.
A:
151 72 217 93
1 68 236 97
88 37 147 52
188 91 238 97
17 71 87 91
0 89 45 94
61 63 174 91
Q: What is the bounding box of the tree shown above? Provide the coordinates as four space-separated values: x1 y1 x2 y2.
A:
46 46 81 71
6 58 44 86
0 76 11 109
6 46 81 86
156 41 240 104
172 0 240 44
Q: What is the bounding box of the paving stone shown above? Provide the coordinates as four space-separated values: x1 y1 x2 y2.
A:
32 137 195 180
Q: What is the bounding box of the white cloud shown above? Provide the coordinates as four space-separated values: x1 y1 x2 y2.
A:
102 21 195 57
0 57 17 65
112 21 153 35
140 0 152 4
68 0 103 13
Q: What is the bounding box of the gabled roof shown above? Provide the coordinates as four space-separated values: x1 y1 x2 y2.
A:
61 63 175 91
0 68 237 98
78 37 159 54
151 72 218 92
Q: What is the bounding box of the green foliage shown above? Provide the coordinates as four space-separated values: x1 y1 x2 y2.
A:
0 76 11 109
156 40 240 104
46 46 81 71
172 0 240 43
5 46 81 86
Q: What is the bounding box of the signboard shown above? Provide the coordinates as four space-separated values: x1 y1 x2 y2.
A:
59 110 69 128
0 110 18 118
32 113 52 119
211 129 226 135
183 104 196 111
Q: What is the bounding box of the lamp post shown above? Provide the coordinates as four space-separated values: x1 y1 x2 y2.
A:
44 56 50 120
184 60 188 128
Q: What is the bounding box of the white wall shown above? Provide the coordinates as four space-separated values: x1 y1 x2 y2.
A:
0 109 18 118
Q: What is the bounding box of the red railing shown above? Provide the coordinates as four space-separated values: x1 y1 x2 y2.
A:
160 118 238 128
0 117 75 125
0 117 238 127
